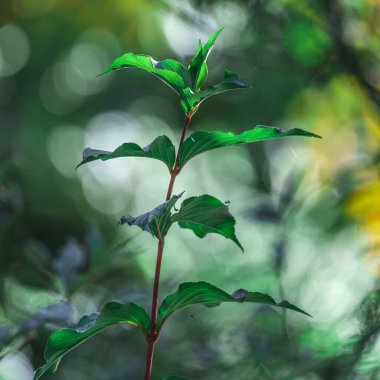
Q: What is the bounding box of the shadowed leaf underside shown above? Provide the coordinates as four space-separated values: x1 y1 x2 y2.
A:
118 193 184 238
76 135 176 172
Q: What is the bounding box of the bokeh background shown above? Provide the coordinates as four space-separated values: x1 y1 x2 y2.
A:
1 0 380 379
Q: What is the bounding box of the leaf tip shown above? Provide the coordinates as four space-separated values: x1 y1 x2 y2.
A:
233 236 244 252
302 311 313 318
233 226 244 253
279 300 312 318
75 157 87 170
215 26 225 37
96 67 112 77
306 132 322 139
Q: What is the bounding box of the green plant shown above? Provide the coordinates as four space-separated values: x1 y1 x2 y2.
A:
35 28 320 380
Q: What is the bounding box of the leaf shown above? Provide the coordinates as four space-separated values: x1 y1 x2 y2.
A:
171 195 243 251
161 377 191 380
180 70 247 114
34 302 150 380
76 135 175 172
155 282 311 333
118 193 184 238
178 126 321 170
189 28 224 91
197 69 248 102
180 87 198 116
97 52 196 115
98 53 190 95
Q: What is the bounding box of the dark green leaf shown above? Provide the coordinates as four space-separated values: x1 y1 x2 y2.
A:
189 39 204 91
76 135 176 172
189 28 224 91
161 377 190 380
119 193 184 238
178 126 321 170
171 195 243 251
34 302 150 380
197 69 248 101
97 52 196 115
180 70 247 114
156 282 310 333
98 53 190 95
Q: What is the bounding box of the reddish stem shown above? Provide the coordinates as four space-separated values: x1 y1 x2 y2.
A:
143 341 156 380
143 113 193 380
166 114 192 201
144 234 164 380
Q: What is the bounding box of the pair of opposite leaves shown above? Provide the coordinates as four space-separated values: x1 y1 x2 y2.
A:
34 281 311 379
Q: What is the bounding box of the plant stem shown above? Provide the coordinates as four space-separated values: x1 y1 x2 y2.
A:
144 236 164 380
166 114 192 201
143 340 156 380
143 113 193 380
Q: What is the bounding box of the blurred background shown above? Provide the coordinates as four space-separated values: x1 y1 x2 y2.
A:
1 0 380 379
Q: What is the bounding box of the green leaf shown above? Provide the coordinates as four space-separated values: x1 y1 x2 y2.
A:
197 69 248 102
180 87 198 116
189 39 205 91
34 302 150 380
178 126 321 170
98 53 190 95
95 29 246 116
119 193 184 238
161 377 190 380
189 28 224 91
171 195 243 251
180 70 247 114
76 135 176 172
156 282 311 333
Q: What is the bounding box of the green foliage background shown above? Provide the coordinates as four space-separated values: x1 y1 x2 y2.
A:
1 0 380 379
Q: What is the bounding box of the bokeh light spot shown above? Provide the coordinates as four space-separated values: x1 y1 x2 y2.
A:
47 125 86 178
67 43 111 96
39 63 84 115
0 352 33 380
0 24 30 77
